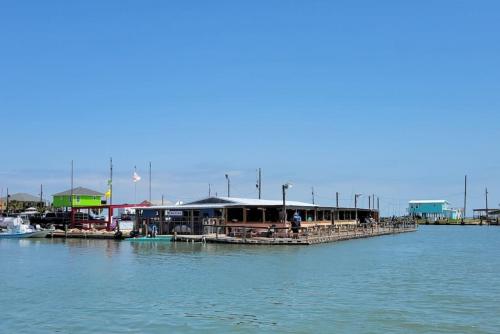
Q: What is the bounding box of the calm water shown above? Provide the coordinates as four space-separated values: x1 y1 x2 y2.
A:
1 226 499 333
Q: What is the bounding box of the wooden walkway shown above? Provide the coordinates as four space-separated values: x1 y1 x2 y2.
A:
48 230 129 239
174 226 417 245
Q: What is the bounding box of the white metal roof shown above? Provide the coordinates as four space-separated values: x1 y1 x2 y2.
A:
138 203 229 210
134 196 318 210
213 197 317 207
408 200 449 204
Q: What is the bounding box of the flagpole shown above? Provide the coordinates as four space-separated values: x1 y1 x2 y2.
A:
109 157 113 206
149 162 152 202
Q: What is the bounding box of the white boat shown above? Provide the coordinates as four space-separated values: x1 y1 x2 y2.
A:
0 217 52 238
18 207 41 224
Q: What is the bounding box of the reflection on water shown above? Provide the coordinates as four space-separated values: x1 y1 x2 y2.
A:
1 226 500 334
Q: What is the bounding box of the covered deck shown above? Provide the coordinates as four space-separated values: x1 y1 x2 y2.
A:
133 197 379 236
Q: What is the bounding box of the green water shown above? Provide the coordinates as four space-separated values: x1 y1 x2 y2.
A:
1 226 499 333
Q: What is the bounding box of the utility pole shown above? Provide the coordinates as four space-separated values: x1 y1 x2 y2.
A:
209 184 212 197
336 192 339 220
225 174 230 197
257 168 262 199
161 194 164 205
355 193 362 223
71 160 74 205
369 196 371 210
355 194 358 223
282 185 286 222
6 187 9 214
463 175 467 221
68 160 74 237
485 187 489 220
311 187 315 205
282 183 292 223
109 157 113 206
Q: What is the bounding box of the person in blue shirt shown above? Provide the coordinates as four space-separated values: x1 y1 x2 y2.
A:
292 212 301 239
148 222 157 238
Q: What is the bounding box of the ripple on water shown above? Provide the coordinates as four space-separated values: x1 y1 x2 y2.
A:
0 226 499 334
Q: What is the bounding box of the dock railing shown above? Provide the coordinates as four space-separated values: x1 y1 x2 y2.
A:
203 220 417 241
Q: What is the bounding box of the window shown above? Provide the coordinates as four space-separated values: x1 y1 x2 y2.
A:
76 196 80 203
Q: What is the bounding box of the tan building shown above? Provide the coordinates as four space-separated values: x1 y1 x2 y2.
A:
0 193 45 213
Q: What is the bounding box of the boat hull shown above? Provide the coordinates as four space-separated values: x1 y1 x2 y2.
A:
26 230 52 238
0 231 39 238
0 230 51 239
126 235 172 242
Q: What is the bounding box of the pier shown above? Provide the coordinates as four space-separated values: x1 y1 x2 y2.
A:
47 229 129 239
174 223 417 245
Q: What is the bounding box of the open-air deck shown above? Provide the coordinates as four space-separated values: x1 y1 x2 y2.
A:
134 196 381 237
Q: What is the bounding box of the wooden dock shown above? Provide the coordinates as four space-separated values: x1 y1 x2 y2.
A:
174 226 417 245
47 230 130 240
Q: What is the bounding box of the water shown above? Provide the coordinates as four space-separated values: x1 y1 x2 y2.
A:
1 226 499 333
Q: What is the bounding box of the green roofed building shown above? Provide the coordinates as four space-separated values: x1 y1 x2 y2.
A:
53 187 105 208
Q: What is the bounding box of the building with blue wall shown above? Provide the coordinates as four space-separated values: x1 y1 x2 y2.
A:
408 200 462 220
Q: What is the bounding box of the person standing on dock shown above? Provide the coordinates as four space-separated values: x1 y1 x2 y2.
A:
292 211 301 239
148 221 157 238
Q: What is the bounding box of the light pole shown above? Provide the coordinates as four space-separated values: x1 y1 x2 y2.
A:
485 187 488 220
355 193 363 224
256 168 262 199
282 183 292 223
225 174 230 197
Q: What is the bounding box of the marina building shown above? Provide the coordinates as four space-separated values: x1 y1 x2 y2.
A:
134 196 379 235
408 200 462 220
52 187 105 208
473 208 500 220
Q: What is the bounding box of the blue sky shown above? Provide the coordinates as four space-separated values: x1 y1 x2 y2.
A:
1 0 499 215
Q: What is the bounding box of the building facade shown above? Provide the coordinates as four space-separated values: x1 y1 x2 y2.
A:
134 196 379 235
408 200 462 220
0 193 44 212
53 187 104 208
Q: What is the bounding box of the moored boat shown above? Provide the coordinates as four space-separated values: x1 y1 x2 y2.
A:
0 217 52 238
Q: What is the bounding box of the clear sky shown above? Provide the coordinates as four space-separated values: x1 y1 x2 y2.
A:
1 0 499 216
